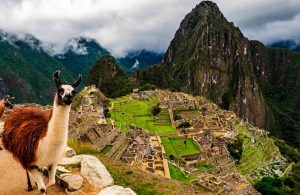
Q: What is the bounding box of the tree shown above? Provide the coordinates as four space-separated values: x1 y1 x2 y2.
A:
151 105 161 116
227 135 243 162
177 121 191 128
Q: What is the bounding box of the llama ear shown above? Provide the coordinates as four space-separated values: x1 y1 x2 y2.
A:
72 74 82 88
53 70 61 86
4 95 10 100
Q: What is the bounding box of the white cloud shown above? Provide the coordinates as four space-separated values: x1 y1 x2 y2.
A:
213 0 300 44
0 0 299 57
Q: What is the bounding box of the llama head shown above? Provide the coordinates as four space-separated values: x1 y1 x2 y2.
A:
53 70 82 106
3 95 14 109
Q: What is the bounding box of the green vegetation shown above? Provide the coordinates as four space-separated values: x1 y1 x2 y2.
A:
227 135 243 162
100 145 112 155
196 164 213 171
177 121 191 128
256 138 300 194
233 122 281 178
173 113 182 121
151 104 161 116
168 163 196 183
0 36 74 104
110 96 176 134
255 170 300 195
135 64 173 89
161 137 200 157
262 48 300 148
64 162 81 170
86 55 138 98
67 139 100 155
274 138 300 163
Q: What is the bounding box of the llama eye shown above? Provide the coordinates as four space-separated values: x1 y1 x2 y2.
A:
60 92 64 96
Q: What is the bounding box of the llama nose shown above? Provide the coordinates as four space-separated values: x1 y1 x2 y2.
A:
65 94 73 99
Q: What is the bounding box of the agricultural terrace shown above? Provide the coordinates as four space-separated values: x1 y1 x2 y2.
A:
110 95 176 135
161 137 200 157
233 122 281 179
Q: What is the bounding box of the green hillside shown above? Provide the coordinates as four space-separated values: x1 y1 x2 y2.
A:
0 34 74 104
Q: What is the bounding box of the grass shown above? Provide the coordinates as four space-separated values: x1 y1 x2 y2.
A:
168 163 196 183
100 145 112 155
64 162 81 170
68 139 208 195
67 139 99 155
110 95 176 135
161 137 200 157
196 164 213 171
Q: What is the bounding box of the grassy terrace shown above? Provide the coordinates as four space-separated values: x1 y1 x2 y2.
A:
110 95 176 135
234 122 281 180
168 163 197 183
161 137 200 157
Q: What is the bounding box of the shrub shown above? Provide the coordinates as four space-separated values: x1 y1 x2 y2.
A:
174 114 182 121
151 105 161 116
177 121 191 128
227 136 243 162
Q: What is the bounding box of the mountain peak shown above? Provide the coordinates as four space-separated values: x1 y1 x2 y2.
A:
193 0 223 18
198 1 219 10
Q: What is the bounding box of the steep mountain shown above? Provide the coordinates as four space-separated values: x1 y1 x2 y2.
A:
162 1 267 128
55 37 110 80
270 40 300 52
0 31 74 104
117 50 164 74
155 1 300 147
86 55 138 98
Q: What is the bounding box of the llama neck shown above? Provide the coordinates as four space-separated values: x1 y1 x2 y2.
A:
47 95 71 140
0 101 5 120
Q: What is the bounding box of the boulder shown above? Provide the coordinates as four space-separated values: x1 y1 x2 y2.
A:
98 185 136 195
79 155 114 190
57 166 71 174
60 174 83 191
59 157 81 166
65 146 76 157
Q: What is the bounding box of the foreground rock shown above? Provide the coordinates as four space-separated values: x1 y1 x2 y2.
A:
65 146 76 157
98 185 136 195
56 149 136 194
58 174 83 191
79 155 114 190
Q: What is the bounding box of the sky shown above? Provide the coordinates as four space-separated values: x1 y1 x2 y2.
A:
0 0 299 57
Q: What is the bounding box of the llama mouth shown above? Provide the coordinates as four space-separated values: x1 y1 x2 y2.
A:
63 100 72 105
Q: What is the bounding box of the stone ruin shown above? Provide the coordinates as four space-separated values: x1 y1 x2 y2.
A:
120 126 170 178
194 130 236 176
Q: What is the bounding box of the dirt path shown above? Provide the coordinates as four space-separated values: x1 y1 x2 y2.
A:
0 141 66 195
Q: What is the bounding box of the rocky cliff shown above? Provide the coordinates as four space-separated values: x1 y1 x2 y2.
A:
161 1 300 146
